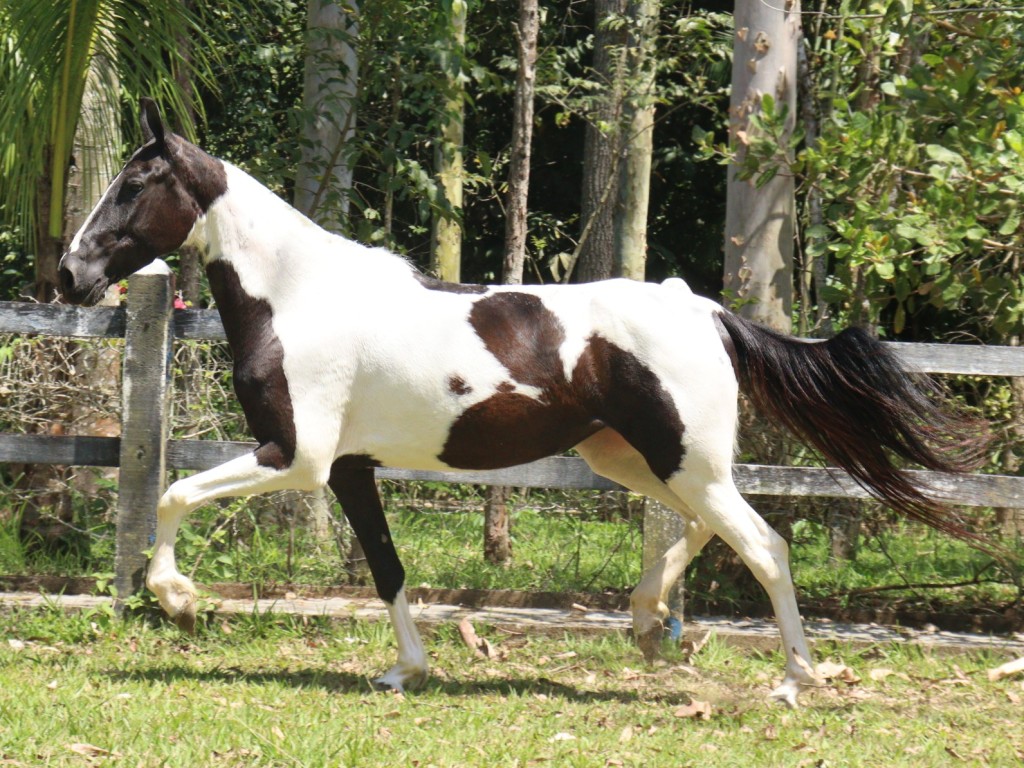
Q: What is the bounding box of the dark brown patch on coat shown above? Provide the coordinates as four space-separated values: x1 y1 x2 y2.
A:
467 292 565 388
572 336 686 482
447 375 472 396
440 289 686 479
439 292 600 469
207 260 296 470
168 135 228 213
413 271 488 294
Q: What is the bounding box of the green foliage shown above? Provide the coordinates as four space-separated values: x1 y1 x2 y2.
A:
805 3 1022 338
0 0 236 254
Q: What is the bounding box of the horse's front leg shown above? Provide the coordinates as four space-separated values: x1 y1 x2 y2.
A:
328 458 428 692
147 450 319 632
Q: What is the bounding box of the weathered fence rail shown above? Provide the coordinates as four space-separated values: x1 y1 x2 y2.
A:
2 262 1023 599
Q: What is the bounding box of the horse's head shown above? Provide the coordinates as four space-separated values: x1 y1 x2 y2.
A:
59 98 225 306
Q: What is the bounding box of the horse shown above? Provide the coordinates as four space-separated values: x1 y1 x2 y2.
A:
58 99 988 707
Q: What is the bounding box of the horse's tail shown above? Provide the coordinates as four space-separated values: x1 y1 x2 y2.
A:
714 310 992 544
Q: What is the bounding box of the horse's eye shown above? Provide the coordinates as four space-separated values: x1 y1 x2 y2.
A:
123 180 145 199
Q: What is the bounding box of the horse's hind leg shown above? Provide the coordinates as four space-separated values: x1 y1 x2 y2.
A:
666 468 819 707
576 430 713 661
328 459 427 692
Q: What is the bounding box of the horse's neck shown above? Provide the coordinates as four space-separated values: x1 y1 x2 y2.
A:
192 162 335 297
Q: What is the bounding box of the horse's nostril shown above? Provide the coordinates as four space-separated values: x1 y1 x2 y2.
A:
58 265 75 297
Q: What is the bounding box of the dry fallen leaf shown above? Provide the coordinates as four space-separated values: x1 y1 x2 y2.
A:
550 732 576 742
815 660 860 684
673 699 713 721
680 630 711 661
7 639 25 652
67 743 119 758
457 618 502 660
619 725 634 744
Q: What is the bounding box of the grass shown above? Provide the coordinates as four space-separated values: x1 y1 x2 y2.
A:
0 607 1021 766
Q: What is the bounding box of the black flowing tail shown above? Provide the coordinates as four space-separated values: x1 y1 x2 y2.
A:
714 310 992 546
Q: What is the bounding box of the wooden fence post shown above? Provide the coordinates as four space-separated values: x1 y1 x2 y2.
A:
113 260 174 606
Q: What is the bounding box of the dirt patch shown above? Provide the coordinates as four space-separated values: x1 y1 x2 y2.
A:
1 574 1019 634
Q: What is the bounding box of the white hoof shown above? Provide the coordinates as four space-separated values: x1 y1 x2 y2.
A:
147 571 199 631
768 679 802 709
373 662 429 693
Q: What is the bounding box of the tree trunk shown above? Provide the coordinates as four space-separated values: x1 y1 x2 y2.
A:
484 0 539 566
295 0 359 229
174 0 203 308
431 0 466 283
34 146 64 303
501 0 539 286
575 0 628 283
695 0 802 603
612 0 659 281
722 0 801 332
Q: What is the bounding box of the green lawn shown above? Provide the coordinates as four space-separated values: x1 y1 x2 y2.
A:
0 607 1021 767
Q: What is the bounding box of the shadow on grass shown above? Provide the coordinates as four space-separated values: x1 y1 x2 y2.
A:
104 663 698 706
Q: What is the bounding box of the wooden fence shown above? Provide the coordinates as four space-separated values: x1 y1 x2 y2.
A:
2 260 1024 602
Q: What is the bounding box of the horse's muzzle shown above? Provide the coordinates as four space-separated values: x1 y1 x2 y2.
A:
58 256 106 306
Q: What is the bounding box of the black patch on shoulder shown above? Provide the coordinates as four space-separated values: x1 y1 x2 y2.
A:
206 260 296 470
413 271 488 294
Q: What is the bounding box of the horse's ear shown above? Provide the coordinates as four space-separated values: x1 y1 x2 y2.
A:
140 97 166 146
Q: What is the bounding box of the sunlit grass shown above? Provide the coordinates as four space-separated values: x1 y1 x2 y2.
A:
0 608 1021 767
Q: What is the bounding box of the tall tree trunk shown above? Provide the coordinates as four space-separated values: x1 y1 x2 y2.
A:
34 147 64 303
696 0 802 602
296 0 359 230
483 0 540 566
722 0 801 332
575 0 628 283
501 0 539 286
290 0 361 558
431 0 466 283
175 0 202 308
612 0 659 281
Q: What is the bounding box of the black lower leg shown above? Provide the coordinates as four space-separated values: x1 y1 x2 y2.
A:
328 458 405 604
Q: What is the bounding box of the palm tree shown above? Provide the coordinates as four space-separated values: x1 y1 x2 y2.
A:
0 0 233 299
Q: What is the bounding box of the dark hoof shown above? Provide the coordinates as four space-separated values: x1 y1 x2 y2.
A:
636 624 664 664
172 605 197 635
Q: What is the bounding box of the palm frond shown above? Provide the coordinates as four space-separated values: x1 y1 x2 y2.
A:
0 0 247 256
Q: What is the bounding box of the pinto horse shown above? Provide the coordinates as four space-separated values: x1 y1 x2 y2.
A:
59 100 987 707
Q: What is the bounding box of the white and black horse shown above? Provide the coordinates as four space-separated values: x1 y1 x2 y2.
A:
59 100 987 706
